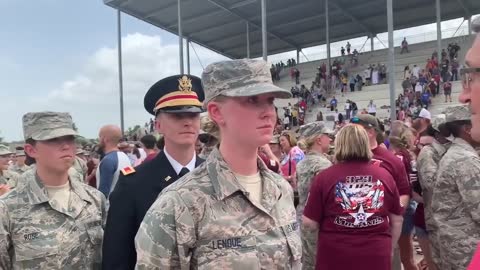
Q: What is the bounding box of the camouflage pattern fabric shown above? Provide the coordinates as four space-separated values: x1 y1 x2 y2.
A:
198 145 215 160
9 164 29 175
416 140 448 266
444 105 471 122
295 152 331 270
431 137 480 270
297 122 333 138
201 59 292 104
0 170 20 189
72 156 88 181
0 167 107 270
134 147 301 269
0 145 12 156
22 112 77 141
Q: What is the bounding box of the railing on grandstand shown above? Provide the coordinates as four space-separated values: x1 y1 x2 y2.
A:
270 25 470 65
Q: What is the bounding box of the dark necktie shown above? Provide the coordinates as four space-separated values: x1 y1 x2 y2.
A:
178 167 190 178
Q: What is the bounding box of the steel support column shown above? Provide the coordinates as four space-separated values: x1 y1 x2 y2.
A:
246 22 250 58
325 0 331 76
436 0 442 61
468 16 472 34
261 0 267 60
117 9 125 135
186 38 190 74
178 0 184 74
387 0 396 121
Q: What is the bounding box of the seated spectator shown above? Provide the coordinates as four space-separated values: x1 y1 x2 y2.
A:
330 96 338 111
401 37 409 54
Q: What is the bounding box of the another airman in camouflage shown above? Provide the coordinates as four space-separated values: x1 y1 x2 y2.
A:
72 149 88 181
416 114 449 266
9 150 29 175
296 121 333 270
0 145 19 190
0 111 107 270
432 106 480 269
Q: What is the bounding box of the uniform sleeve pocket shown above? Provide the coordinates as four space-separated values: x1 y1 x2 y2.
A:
281 222 302 261
195 235 260 270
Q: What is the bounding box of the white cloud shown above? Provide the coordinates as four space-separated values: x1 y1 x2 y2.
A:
2 33 227 141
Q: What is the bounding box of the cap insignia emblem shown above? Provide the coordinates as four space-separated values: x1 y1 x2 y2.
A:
178 76 193 92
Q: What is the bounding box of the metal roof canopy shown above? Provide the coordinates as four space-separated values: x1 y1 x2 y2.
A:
104 0 480 59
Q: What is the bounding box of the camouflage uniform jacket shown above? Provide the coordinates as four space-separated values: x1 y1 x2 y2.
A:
72 157 88 181
295 151 331 270
0 168 107 270
417 140 448 232
0 170 20 189
432 137 480 270
9 165 29 175
135 147 301 270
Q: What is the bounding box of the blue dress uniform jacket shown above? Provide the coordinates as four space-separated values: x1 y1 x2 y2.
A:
102 151 204 270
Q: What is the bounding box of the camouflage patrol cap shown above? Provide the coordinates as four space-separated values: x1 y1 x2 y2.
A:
431 114 446 132
298 121 334 138
270 134 280 144
444 105 471 123
201 59 292 105
15 150 26 156
0 145 12 156
23 111 77 141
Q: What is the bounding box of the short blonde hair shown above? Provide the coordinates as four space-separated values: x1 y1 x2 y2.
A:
335 124 372 162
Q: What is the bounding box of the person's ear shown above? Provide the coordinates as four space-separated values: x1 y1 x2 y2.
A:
24 144 38 159
207 102 225 126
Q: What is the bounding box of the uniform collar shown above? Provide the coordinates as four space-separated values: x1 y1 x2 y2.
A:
26 167 94 206
431 139 448 156
207 147 283 213
452 137 477 154
163 147 196 175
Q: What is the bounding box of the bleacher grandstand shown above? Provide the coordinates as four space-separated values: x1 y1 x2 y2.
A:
272 34 474 126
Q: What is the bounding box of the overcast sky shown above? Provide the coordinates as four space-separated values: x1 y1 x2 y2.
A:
0 0 475 141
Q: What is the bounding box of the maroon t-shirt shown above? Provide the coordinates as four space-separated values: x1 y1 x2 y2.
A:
304 161 403 270
372 146 411 196
143 152 158 163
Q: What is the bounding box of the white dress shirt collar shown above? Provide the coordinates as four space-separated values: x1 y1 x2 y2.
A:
163 147 196 175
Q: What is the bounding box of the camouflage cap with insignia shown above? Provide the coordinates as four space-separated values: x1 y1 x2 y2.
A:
201 59 292 105
23 111 77 141
0 145 12 156
298 121 334 138
431 114 446 132
444 105 471 123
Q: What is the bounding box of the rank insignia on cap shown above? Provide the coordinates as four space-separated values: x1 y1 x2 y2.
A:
178 76 193 92
165 176 171 182
121 166 136 176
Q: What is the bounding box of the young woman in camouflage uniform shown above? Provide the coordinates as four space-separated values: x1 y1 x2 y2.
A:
295 121 333 270
135 59 302 269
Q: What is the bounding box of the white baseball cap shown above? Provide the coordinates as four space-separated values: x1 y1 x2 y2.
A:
418 108 431 120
